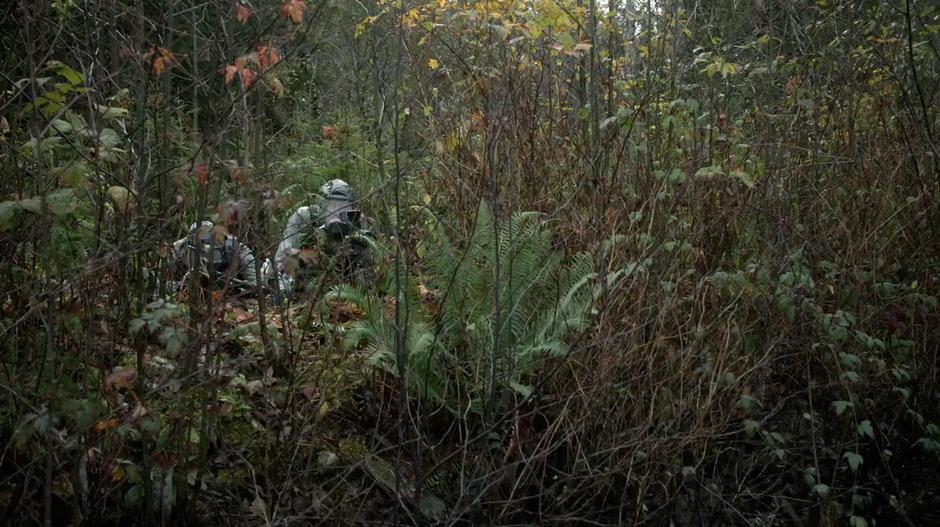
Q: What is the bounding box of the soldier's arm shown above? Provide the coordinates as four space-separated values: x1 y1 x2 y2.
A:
274 206 315 271
236 241 258 287
171 238 188 277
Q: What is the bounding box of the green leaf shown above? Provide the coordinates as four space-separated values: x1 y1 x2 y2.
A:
743 419 760 436
849 516 868 527
18 188 77 216
47 188 78 216
48 118 73 134
695 165 724 178
0 201 21 231
555 32 575 50
832 400 853 415
508 381 533 399
98 128 123 147
843 451 863 472
842 371 860 383
20 135 63 154
125 484 144 506
840 353 861 369
729 168 754 188
48 60 85 86
51 160 90 187
94 104 129 120
857 420 874 439
812 483 830 498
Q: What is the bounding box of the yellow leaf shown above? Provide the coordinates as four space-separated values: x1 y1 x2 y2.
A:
428 58 440 70
108 185 136 213
268 78 285 97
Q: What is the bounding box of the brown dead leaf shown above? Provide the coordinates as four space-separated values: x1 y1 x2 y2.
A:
301 383 319 401
105 367 137 392
785 75 800 95
232 307 254 323
330 301 365 323
129 403 148 421
94 418 121 433
243 379 264 395
469 109 487 131
149 47 176 76
298 248 319 266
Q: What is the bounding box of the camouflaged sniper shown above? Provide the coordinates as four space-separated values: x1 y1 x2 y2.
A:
172 221 258 290
271 179 372 295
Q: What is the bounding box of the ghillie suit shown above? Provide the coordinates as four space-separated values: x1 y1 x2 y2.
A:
266 179 375 298
171 221 258 298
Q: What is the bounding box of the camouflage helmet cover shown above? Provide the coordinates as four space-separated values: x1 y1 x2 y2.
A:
319 179 357 202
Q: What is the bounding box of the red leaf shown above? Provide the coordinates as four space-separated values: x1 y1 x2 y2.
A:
153 452 176 470
257 44 281 71
239 67 257 88
196 164 209 186
281 0 306 23
223 64 239 85
236 4 252 24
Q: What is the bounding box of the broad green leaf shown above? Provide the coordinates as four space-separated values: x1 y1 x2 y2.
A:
98 128 122 147
19 188 77 216
94 104 129 120
843 451 863 472
48 119 73 134
556 32 575 50
47 60 85 86
849 516 868 527
812 484 830 498
842 371 860 383
729 168 754 188
695 165 724 178
0 201 21 231
832 400 853 415
47 188 78 216
840 353 861 369
509 381 533 398
66 111 88 133
743 419 760 436
51 160 90 187
20 135 63 154
857 420 874 439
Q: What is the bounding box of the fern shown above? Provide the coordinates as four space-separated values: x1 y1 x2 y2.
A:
330 201 623 414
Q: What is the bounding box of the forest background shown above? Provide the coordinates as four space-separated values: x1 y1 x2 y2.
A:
1 0 938 525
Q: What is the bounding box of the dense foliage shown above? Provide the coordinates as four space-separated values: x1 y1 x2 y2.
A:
1 0 938 525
